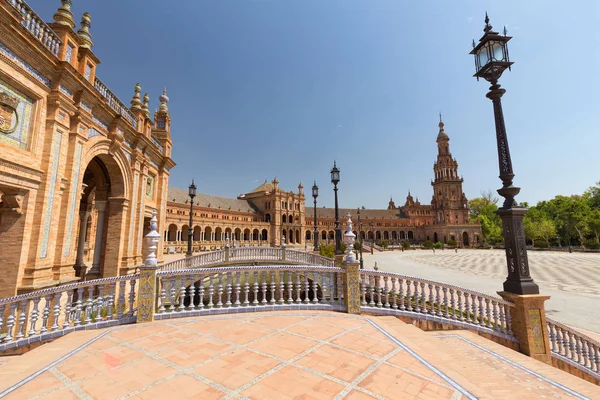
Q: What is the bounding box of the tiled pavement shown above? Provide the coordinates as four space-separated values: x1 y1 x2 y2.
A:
1 311 599 399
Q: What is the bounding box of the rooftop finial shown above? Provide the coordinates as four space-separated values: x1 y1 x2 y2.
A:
77 12 93 48
503 26 508 36
158 87 169 113
142 93 150 117
53 0 75 29
437 115 449 141
131 83 143 111
483 12 492 33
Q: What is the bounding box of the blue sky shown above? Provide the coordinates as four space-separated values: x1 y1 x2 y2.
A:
29 0 600 208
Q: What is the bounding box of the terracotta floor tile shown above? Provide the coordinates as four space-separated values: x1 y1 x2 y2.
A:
343 389 378 400
296 344 376 382
242 365 345 400
332 331 396 358
57 345 145 380
109 324 172 341
159 337 235 367
358 363 427 398
37 387 81 399
249 332 319 360
193 349 281 390
181 318 238 333
3 371 64 399
315 316 365 329
136 374 225 400
287 318 348 341
251 315 308 329
214 322 275 344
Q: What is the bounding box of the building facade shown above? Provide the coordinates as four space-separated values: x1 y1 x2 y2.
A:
0 0 174 298
164 120 482 253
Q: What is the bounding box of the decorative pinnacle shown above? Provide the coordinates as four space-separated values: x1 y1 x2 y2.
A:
344 212 356 263
142 93 150 117
131 83 142 111
143 210 161 267
53 0 75 29
483 12 492 33
503 26 508 36
472 39 476 48
77 12 93 48
158 87 169 113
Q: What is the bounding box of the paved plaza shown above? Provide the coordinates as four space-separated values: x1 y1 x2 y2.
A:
2 311 599 399
362 249 600 335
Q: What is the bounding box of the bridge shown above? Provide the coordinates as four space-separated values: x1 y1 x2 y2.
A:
1 212 599 394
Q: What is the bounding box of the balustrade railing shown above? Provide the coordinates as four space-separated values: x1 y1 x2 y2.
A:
155 265 344 316
286 250 335 267
161 250 226 272
547 318 600 378
0 274 139 350
229 247 281 261
94 78 137 127
6 0 61 56
359 270 515 339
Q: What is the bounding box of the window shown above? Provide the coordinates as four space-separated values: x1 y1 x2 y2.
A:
65 43 74 63
145 175 155 198
85 63 92 80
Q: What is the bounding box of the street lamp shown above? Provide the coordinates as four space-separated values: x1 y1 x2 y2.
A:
370 221 374 255
330 161 342 255
357 208 364 269
312 181 319 251
186 179 196 257
470 14 539 295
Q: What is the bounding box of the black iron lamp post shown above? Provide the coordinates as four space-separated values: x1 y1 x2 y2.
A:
312 181 319 251
186 179 197 257
357 208 364 269
370 221 374 255
470 14 539 295
330 161 342 255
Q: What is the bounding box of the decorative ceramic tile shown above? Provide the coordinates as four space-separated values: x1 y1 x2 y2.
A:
92 115 108 131
88 128 101 139
64 142 83 256
0 41 51 87
128 173 139 252
59 85 73 98
137 176 146 253
40 131 62 258
0 78 34 150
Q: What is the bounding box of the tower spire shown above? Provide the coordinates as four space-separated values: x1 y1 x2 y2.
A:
131 83 143 111
158 87 169 113
142 93 150 117
53 0 75 29
77 12 93 48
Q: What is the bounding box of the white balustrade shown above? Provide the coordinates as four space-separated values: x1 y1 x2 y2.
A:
155 265 343 314
7 0 61 55
359 270 514 338
547 318 600 376
94 78 137 127
0 275 138 348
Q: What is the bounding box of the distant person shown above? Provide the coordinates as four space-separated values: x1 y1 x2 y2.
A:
432 248 435 254
455 248 458 253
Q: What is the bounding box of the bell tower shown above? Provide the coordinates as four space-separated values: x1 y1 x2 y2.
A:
431 116 469 225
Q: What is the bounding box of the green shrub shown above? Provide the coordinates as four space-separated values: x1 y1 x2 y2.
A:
447 239 457 247
378 240 389 249
584 238 600 250
421 241 433 249
402 241 411 249
533 239 549 248
433 242 443 249
319 244 335 258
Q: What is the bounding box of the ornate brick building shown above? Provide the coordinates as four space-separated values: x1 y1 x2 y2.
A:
164 119 482 253
0 1 173 298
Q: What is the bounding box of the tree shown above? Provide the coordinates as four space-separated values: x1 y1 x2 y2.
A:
469 191 503 245
523 207 556 246
537 195 590 247
588 209 600 244
584 181 600 210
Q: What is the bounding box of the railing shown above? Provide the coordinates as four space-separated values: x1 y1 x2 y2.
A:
359 270 516 341
0 274 139 351
547 318 600 379
6 0 61 56
155 265 345 317
160 247 335 272
94 78 137 127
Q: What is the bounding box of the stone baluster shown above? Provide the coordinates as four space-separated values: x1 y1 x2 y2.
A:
168 277 177 313
227 272 234 307
85 286 94 324
420 282 427 314
398 279 405 311
383 276 390 308
462 292 470 321
442 287 449 318
40 294 52 332
413 281 420 312
0 305 5 340
485 299 492 328
428 284 434 315
198 275 205 309
295 272 302 304
4 303 17 343
390 277 398 309
106 283 116 320
376 277 383 307
73 291 83 326
269 272 276 304
207 275 214 309
51 293 61 330
29 297 41 336
287 272 294 304
158 278 167 313
277 271 284 305
217 273 224 308
252 271 259 305
16 300 27 339
311 275 318 304
178 279 186 311
302 274 309 304
243 272 250 306
405 279 412 312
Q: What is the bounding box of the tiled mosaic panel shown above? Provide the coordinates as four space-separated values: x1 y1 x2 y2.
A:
0 78 34 150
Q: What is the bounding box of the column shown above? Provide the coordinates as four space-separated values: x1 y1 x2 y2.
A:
74 205 91 277
88 200 106 277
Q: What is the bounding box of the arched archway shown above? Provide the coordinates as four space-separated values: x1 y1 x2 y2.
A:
288 229 294 244
225 227 232 241
75 154 129 279
295 229 300 244
434 232 439 243
306 230 312 241
261 229 268 241
463 232 470 246
383 231 389 240
407 231 414 240
252 229 259 241
167 224 177 241
204 226 212 241
193 226 201 241
244 228 251 241
282 215 287 223
376 231 382 240
321 230 327 240
234 228 241 241
181 225 189 241
215 227 223 242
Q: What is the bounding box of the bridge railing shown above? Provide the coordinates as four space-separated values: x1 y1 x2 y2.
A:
359 270 516 341
155 265 345 317
160 247 335 271
547 317 600 379
0 274 139 351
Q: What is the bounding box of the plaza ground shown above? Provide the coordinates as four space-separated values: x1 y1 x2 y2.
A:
2 311 599 399
361 249 600 335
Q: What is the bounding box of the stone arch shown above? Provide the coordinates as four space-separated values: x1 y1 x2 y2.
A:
434 232 439 243
462 231 470 246
215 227 223 241
383 231 389 240
225 227 232 240
305 230 312 240
82 139 132 199
328 230 335 241
181 224 189 241
243 228 251 241
407 231 414 240
167 224 177 241
282 215 287 223
295 229 300 243
261 229 268 241
321 230 327 240
204 226 212 241
376 231 382 240
288 229 294 244
252 229 259 241
193 226 201 241
391 231 397 240
400 231 406 240
234 228 241 241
